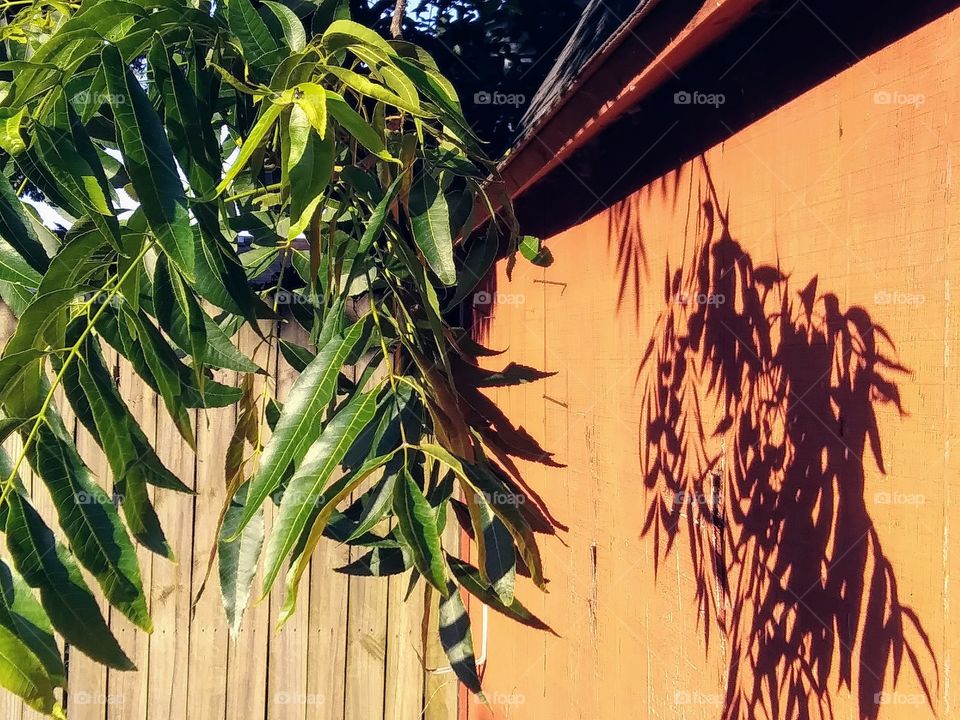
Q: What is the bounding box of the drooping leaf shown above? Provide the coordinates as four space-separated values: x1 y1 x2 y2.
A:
102 44 195 280
228 0 281 78
218 483 265 638
286 103 334 239
264 2 307 52
335 545 411 576
215 101 285 195
28 425 152 631
261 388 381 594
447 555 552 633
325 90 394 160
4 491 133 670
462 487 515 604
229 318 369 536
410 173 456 286
393 467 447 594
0 174 50 274
0 560 65 686
154 254 208 366
437 582 482 694
0 623 60 715
278 444 395 622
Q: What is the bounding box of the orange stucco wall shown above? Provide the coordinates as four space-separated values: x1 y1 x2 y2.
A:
463 6 959 720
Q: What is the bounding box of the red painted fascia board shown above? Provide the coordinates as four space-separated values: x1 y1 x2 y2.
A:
496 0 765 204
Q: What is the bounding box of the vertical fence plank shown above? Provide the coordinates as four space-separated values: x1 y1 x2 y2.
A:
305 316 352 719
187 360 236 720
343 347 389 720
306 517 350 719
105 358 153 720
266 319 310 720
225 324 271 719
146 389 196 720
384 547 426 720
343 538 389 720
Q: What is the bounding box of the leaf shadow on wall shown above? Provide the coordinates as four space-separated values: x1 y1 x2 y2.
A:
630 157 938 720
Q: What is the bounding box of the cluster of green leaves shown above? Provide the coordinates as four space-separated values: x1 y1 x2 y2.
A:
0 0 553 713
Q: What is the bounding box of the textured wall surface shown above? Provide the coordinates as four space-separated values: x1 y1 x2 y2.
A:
466 5 960 719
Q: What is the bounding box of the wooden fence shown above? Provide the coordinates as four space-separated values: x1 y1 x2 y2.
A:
0 309 459 720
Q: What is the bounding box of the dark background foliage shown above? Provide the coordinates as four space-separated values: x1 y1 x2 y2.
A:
353 0 587 153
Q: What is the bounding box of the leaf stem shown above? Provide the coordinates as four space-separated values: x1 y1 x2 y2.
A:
0 240 155 507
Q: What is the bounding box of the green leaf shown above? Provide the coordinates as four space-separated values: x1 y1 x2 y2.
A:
215 101 284 196
336 545 411 576
417 444 545 588
323 65 429 117
0 623 60 715
291 82 327 137
261 388 381 594
0 238 42 288
61 330 192 490
325 90 393 160
347 172 404 278
410 173 456 286
4 491 133 670
2 288 76 358
193 227 263 323
437 582 482 694
154 254 207 366
263 1 306 51
0 560 65 686
393 467 447 594
219 483 264 638
35 218 110 298
149 35 220 196
519 235 552 267
278 445 396 622
344 455 402 541
278 339 314 372
445 222 498 311
203 315 261 373
102 44 195 280
321 19 396 59
229 318 369 536
462 488 515 604
227 0 281 73
96 307 195 447
0 107 27 156
29 425 152 631
447 555 552 632
286 104 334 239
0 174 49 274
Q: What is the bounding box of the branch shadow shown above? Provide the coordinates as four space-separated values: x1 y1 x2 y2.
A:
634 157 938 720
